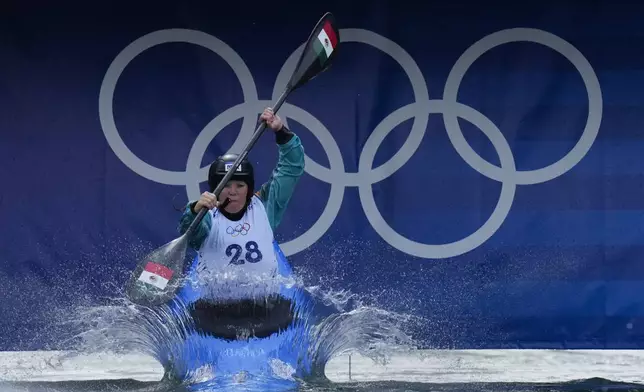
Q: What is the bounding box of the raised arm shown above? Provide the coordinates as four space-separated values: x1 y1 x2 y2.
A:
256 124 305 231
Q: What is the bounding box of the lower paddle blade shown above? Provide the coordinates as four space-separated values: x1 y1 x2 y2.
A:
124 234 189 307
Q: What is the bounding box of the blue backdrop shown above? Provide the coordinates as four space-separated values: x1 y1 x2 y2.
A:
2 0 643 351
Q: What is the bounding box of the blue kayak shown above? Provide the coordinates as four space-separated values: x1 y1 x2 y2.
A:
154 241 317 389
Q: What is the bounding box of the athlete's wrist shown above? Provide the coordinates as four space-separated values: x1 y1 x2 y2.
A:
275 124 293 145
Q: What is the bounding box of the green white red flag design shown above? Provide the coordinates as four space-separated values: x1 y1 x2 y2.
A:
138 261 173 289
313 20 337 63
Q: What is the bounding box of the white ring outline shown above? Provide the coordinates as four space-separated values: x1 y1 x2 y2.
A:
272 28 430 187
359 100 517 259
99 28 259 185
443 28 603 185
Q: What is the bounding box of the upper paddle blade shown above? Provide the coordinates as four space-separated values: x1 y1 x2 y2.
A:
288 12 340 91
125 234 189 306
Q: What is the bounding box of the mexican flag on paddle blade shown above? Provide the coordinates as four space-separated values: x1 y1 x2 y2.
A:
138 261 173 290
288 12 340 91
313 20 338 65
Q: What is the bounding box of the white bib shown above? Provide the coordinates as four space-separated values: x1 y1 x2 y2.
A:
196 195 279 300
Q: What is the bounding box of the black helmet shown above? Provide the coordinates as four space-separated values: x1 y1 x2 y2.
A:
208 153 254 199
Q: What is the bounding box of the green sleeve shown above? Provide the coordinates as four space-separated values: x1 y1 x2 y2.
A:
177 202 212 250
257 133 305 231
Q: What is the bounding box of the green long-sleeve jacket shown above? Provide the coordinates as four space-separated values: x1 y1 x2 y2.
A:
177 130 305 250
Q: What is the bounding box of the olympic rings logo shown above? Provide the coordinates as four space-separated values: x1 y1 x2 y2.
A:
98 27 603 260
226 223 251 237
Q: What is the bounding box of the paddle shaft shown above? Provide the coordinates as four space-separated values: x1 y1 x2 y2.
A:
184 87 292 236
